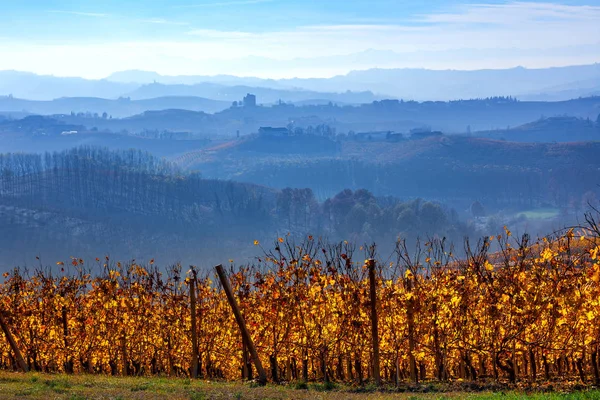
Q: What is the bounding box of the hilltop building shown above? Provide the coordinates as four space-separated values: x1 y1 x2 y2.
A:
243 93 257 107
258 127 289 137
355 130 404 142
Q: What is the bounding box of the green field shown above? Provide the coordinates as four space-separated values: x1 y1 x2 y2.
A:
1 372 600 400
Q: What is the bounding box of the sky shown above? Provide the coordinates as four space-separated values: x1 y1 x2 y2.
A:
0 0 599 79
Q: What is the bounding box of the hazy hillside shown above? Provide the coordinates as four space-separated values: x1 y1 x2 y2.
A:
52 96 600 135
188 135 600 214
108 63 600 101
234 134 339 154
519 78 600 101
3 63 600 102
107 69 288 88
0 95 230 117
0 147 467 268
0 115 212 156
0 71 137 101
0 147 277 266
475 116 600 142
281 64 600 101
1 98 599 157
125 82 381 104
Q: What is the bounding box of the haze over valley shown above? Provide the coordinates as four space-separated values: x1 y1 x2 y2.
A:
1 0 600 270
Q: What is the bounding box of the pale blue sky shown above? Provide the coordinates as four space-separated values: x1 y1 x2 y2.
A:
1 1 599 78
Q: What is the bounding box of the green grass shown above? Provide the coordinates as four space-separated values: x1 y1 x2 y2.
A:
516 208 560 220
1 371 600 399
467 394 600 400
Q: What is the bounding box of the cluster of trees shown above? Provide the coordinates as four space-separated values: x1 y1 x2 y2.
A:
276 188 464 244
69 111 110 119
371 96 519 109
323 190 457 240
0 147 272 232
449 96 519 104
0 147 281 265
284 123 337 137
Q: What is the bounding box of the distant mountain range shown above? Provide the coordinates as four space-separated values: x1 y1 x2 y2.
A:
0 71 381 104
0 95 231 118
0 93 370 118
108 63 600 101
0 70 138 101
124 82 380 104
1 63 599 103
289 64 600 101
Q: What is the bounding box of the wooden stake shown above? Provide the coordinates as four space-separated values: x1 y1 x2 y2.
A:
189 269 199 378
120 334 129 376
215 264 267 385
367 259 381 386
0 310 28 372
242 336 249 380
407 276 418 383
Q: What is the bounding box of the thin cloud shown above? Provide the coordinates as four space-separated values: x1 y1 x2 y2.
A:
49 11 188 26
187 29 256 38
175 0 273 8
139 18 189 26
417 1 600 24
48 10 109 18
301 24 426 33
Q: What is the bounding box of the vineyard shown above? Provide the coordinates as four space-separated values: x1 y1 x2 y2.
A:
2 216 600 389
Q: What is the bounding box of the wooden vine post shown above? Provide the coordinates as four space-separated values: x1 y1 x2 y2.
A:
407 275 418 384
367 259 381 386
0 310 28 372
189 268 199 378
215 264 267 385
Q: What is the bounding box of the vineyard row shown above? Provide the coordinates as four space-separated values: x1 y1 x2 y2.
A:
1 227 600 386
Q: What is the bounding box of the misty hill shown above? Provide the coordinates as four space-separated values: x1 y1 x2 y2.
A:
0 115 212 157
475 116 600 142
0 70 380 104
0 94 352 119
0 147 277 265
4 63 600 102
79 109 217 134
519 78 600 101
0 147 274 225
0 95 230 117
279 64 600 101
0 147 466 268
187 135 600 213
235 134 339 155
0 71 137 101
124 82 380 104
107 69 287 88
0 115 85 136
1 97 599 152
54 96 600 135
107 63 600 101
